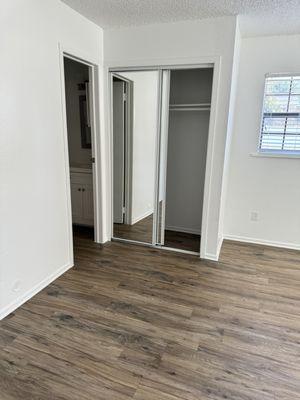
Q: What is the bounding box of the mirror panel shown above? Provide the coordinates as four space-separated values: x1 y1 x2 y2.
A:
112 70 160 244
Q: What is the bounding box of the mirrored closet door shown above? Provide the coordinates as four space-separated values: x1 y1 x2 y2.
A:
111 66 214 255
112 70 160 245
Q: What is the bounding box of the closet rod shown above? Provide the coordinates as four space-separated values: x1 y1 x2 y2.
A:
169 102 211 111
170 105 210 112
170 108 210 112
169 103 211 107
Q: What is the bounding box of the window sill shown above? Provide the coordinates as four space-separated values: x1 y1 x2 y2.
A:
250 151 300 159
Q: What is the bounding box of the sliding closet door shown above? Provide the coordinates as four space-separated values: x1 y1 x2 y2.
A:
156 70 170 245
112 70 160 244
112 67 213 254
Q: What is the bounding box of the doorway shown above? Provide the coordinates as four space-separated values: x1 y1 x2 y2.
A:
63 56 96 241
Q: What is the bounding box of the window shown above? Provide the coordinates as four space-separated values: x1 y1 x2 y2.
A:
259 74 300 153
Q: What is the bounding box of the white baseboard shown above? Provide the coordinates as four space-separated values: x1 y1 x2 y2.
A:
217 236 224 259
223 234 300 251
0 262 73 321
203 252 219 261
96 233 110 244
203 236 224 261
131 209 153 225
165 225 201 235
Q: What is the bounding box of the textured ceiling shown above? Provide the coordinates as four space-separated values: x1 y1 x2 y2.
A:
61 0 300 36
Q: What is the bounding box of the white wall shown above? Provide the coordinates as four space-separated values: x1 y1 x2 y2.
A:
64 58 92 166
224 34 300 249
120 71 159 224
0 0 103 319
104 16 239 259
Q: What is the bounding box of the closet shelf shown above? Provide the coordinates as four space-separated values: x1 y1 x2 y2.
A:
169 103 211 112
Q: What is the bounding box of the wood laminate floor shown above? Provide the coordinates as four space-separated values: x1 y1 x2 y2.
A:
164 230 200 252
114 215 200 252
1 233 300 399
113 214 153 243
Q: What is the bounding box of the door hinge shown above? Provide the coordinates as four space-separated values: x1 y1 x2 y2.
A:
91 157 95 163
122 206 126 214
123 92 127 102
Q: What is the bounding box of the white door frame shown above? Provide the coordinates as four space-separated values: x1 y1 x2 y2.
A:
107 57 221 259
58 44 102 261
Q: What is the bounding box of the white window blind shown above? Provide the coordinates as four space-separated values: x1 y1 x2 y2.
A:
260 75 300 153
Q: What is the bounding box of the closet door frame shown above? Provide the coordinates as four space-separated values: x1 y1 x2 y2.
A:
108 58 221 259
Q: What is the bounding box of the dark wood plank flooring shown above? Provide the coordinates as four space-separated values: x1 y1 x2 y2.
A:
114 215 200 252
1 234 300 399
113 214 153 243
164 230 200 252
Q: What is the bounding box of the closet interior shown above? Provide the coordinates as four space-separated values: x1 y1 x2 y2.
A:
162 68 213 252
111 66 213 255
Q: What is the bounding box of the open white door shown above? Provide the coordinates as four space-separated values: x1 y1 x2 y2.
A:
113 80 125 224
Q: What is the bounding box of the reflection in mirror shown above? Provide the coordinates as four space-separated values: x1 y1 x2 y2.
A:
112 71 160 244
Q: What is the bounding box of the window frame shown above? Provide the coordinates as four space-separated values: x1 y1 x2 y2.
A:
258 73 300 156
